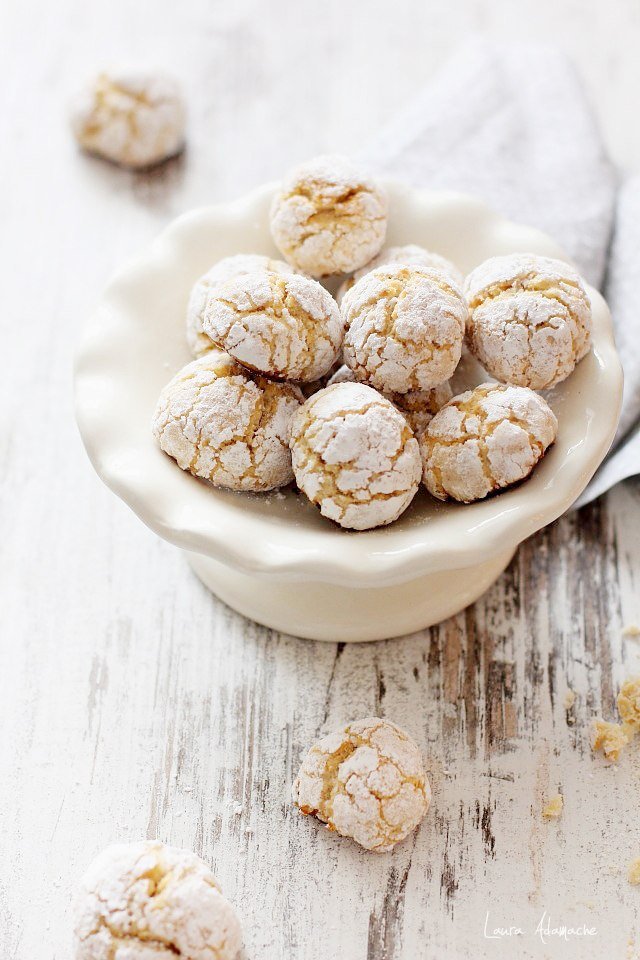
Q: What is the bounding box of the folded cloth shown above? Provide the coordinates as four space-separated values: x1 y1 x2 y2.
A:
575 176 640 507
363 40 640 507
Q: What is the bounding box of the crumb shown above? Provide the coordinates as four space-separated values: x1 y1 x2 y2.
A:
542 794 564 819
591 718 632 761
628 858 640 886
564 689 576 710
618 677 640 729
622 624 640 638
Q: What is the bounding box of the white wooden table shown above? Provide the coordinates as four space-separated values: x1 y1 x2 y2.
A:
1 2 640 958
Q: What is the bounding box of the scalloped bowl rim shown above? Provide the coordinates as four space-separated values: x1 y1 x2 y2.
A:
74 181 623 588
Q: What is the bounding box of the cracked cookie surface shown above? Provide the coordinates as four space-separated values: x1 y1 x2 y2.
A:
421 382 557 503
269 154 387 277
203 271 343 382
152 351 303 491
70 69 186 169
337 243 463 303
73 840 242 959
327 364 452 435
342 263 467 394
293 717 430 852
186 254 296 358
465 253 592 389
289 382 422 530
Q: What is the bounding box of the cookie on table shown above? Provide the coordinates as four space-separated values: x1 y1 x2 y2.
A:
293 717 430 852
73 840 242 960
70 68 186 169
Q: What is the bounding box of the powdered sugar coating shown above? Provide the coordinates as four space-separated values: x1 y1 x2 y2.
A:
327 364 452 435
342 263 467 394
70 69 185 169
292 717 430 852
269 155 388 277
337 244 463 303
152 351 303 491
421 382 558 503
73 840 242 959
186 254 296 358
203 271 343 382
465 253 592 389
289 382 421 530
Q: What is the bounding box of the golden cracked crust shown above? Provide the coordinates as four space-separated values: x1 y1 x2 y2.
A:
421 382 557 503
289 382 422 530
465 253 592 390
342 264 467 394
152 351 303 491
203 271 343 382
269 154 388 277
292 717 430 852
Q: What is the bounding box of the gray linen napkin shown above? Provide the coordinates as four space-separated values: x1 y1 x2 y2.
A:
363 40 640 507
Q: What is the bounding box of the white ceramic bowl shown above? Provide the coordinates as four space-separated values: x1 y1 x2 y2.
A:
75 182 622 642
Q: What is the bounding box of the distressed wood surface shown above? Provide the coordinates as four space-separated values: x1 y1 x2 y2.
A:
1 1 640 958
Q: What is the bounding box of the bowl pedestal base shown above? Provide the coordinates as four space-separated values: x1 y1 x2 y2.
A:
185 547 516 642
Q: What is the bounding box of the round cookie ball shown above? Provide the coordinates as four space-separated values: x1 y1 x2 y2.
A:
465 253 592 389
152 351 303 491
73 840 242 960
269 154 388 277
342 263 467 394
421 382 558 503
337 243 463 303
186 254 297 358
70 68 185 169
289 382 421 530
203 271 343 382
293 717 431 852
327 364 452 435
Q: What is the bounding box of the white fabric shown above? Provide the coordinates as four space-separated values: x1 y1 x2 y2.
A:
363 41 640 507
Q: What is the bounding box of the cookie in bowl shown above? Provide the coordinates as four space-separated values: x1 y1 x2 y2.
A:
465 253 592 389
152 351 303 491
270 154 388 277
203 271 343 382
290 381 422 530
342 263 467 394
421 382 558 503
186 254 296 358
